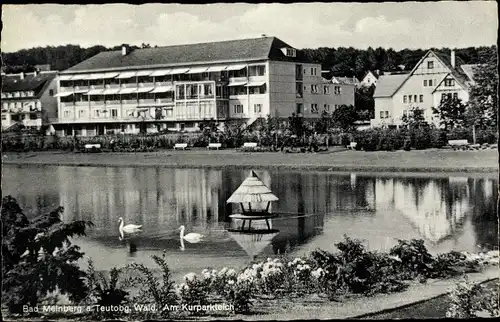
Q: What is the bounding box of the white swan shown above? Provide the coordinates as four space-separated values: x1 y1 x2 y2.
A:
179 225 204 243
118 217 142 239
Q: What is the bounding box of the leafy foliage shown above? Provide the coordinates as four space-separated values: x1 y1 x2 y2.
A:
389 239 434 280
331 105 358 133
125 252 178 318
447 278 499 318
1 196 93 314
84 260 129 319
432 96 468 130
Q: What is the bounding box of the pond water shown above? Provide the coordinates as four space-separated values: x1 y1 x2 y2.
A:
2 165 498 280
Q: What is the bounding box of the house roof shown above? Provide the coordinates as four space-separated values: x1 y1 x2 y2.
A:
373 74 410 98
433 51 470 87
63 37 310 74
362 70 381 80
1 71 57 97
333 76 360 85
227 170 279 204
460 64 481 83
375 50 476 98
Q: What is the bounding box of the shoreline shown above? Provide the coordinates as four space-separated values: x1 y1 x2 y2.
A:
2 149 498 174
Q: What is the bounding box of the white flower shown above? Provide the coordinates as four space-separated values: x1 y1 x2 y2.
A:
311 268 325 279
184 272 196 282
226 268 236 276
227 280 235 285
201 269 211 280
218 267 228 277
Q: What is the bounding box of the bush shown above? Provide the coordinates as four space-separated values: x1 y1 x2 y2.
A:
430 128 448 148
447 278 499 318
476 128 498 145
429 251 481 278
85 260 129 319
176 272 211 315
1 196 93 314
389 239 434 280
125 252 178 318
412 127 432 150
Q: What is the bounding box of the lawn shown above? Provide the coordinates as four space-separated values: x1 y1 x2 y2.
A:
2 148 498 173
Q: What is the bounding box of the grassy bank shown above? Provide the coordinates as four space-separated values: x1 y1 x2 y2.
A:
2 149 498 173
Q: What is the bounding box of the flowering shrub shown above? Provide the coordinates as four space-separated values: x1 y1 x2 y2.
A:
286 257 315 294
430 251 481 278
177 272 211 315
258 258 285 295
447 278 499 318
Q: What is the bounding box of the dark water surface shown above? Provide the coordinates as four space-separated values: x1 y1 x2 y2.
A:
2 165 497 279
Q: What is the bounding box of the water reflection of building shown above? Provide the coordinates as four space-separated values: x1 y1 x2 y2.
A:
375 176 471 243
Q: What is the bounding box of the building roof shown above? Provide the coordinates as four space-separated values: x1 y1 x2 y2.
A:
226 170 279 204
373 74 410 98
63 37 310 74
460 64 481 83
1 71 57 97
362 70 381 81
433 51 470 87
374 50 477 98
333 76 360 85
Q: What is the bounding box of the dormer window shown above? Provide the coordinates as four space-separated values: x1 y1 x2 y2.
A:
281 47 297 57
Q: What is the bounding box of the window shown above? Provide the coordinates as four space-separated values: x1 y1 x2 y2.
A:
111 109 118 118
283 48 297 57
295 64 303 81
427 61 434 69
311 84 319 93
296 103 303 114
233 104 243 114
1 114 6 120
79 110 85 118
380 111 389 119
334 86 341 95
324 86 330 94
49 89 54 96
29 113 38 120
419 95 424 103
311 104 318 113
324 104 330 112
423 80 427 86
64 110 70 118
296 82 303 98
444 79 455 87
453 93 458 100
428 79 433 86
254 104 262 113
408 95 412 103
94 110 100 118
413 95 417 103
403 95 407 103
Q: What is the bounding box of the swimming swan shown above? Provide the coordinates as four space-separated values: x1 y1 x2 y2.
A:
179 225 203 243
118 217 142 239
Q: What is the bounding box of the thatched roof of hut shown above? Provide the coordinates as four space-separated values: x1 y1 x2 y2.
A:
226 170 279 204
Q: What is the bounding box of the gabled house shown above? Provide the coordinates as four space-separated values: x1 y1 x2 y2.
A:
1 70 58 131
371 50 478 128
360 70 381 87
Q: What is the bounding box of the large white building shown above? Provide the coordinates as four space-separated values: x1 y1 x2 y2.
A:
53 36 354 136
371 50 478 128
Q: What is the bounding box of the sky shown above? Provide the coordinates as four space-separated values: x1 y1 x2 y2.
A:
1 2 498 53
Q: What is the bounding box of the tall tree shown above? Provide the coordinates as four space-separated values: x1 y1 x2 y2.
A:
432 96 468 130
331 105 357 132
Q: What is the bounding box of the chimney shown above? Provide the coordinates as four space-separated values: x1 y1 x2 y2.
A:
19 72 24 80
122 45 127 56
451 50 456 68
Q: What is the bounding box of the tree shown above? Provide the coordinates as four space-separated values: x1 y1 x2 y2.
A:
432 96 467 130
355 84 375 120
467 47 498 131
315 110 332 134
1 196 93 313
198 119 220 143
402 107 428 129
288 113 306 137
331 105 357 133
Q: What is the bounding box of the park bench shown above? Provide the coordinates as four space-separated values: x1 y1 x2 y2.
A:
173 143 188 150
448 139 469 146
207 143 222 150
84 144 101 153
349 142 357 150
243 142 258 149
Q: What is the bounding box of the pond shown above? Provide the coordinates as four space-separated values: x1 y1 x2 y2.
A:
2 165 498 280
